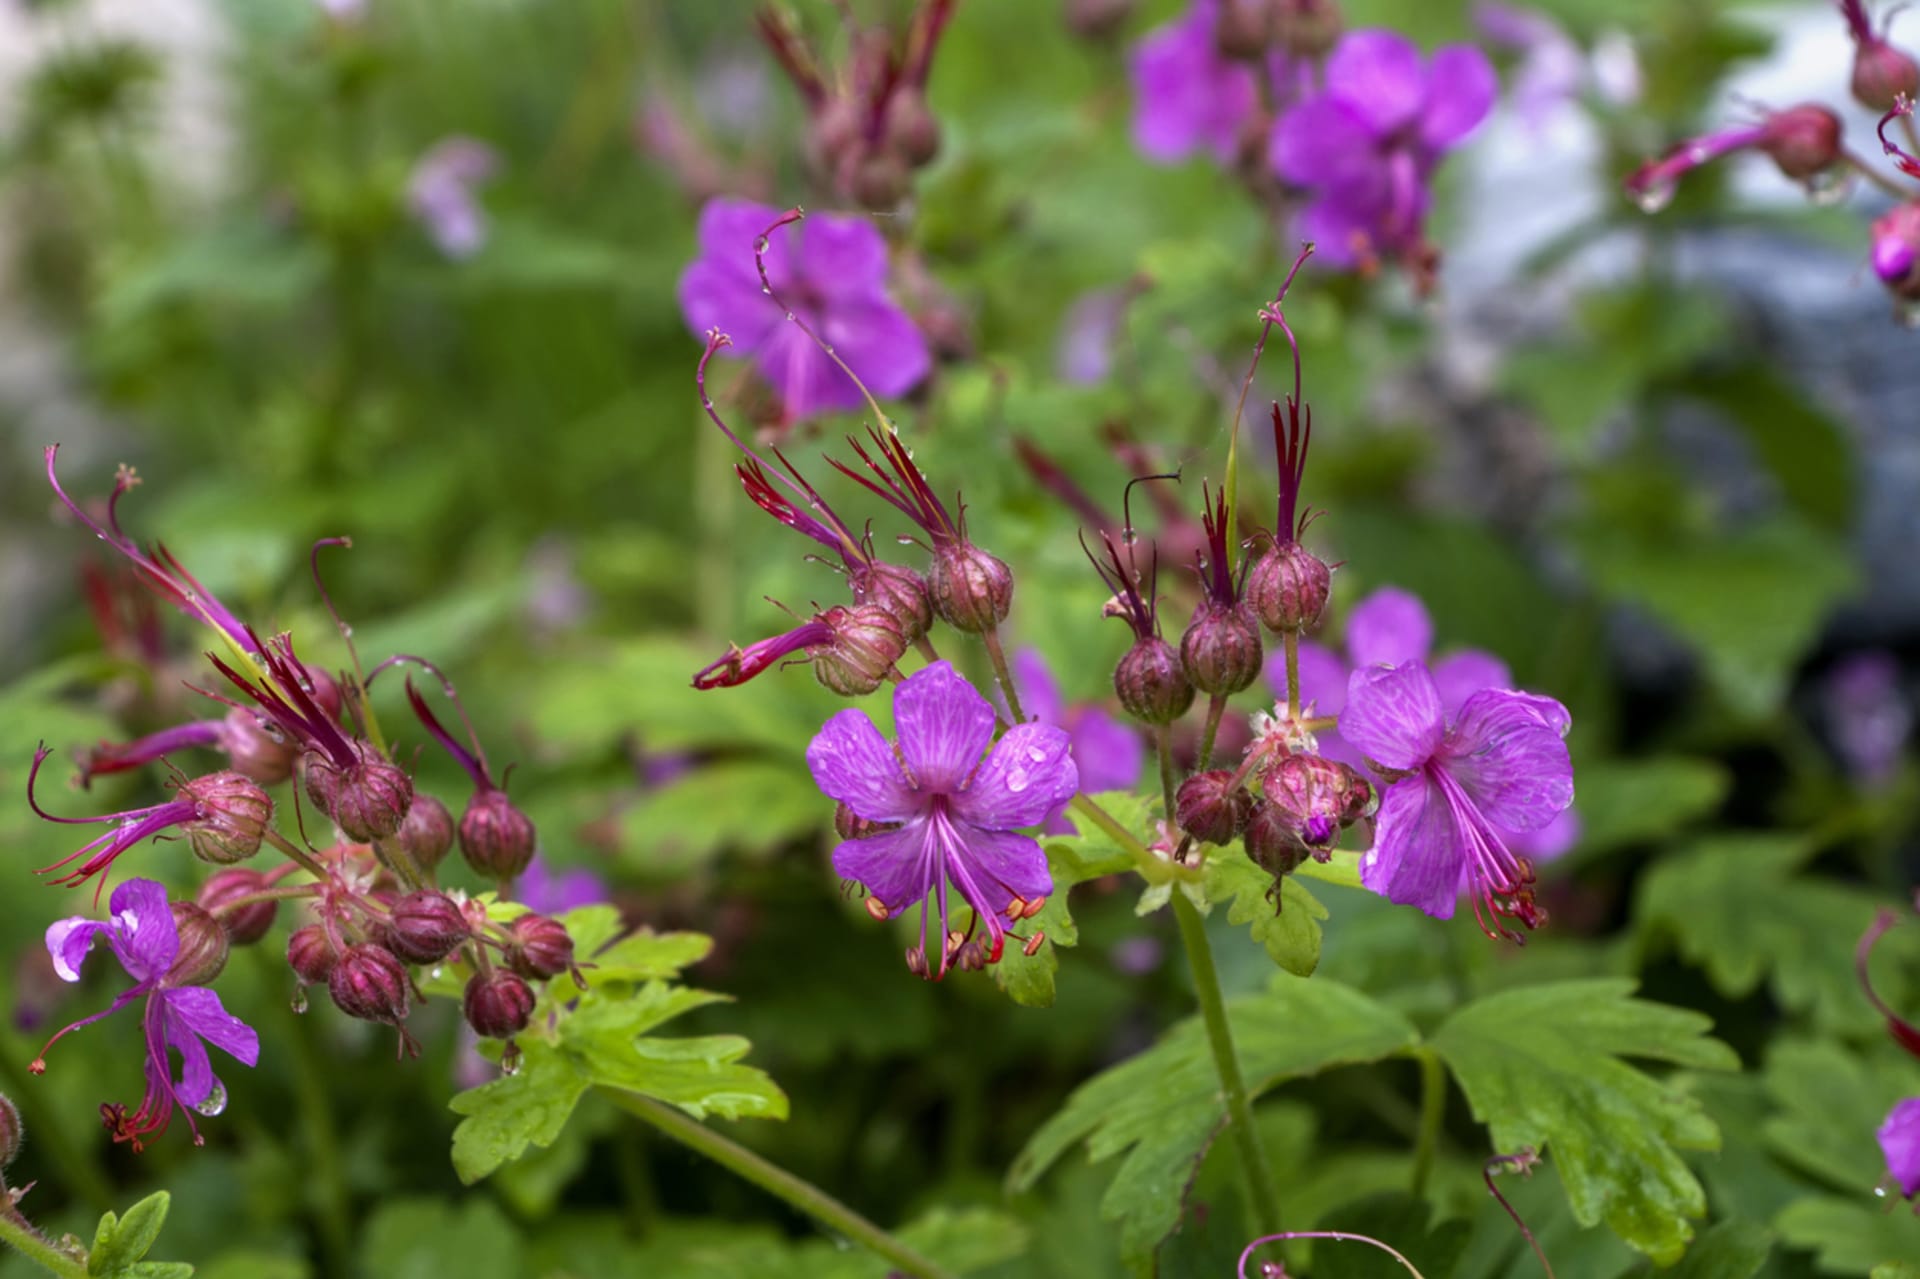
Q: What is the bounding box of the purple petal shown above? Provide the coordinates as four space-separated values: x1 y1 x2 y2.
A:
1346 587 1434 669
820 298 932 401
678 258 782 353
1430 649 1512 713
695 198 789 291
1360 774 1465 918
518 855 610 915
832 820 937 915
755 321 859 418
807 708 921 824
1324 30 1428 134
892 662 996 791
1013 648 1067 726
46 917 112 983
1341 662 1446 770
1879 1097 1920 1197
793 213 889 301
1068 707 1145 795
1056 290 1125 386
945 824 1053 916
1503 806 1580 862
1292 195 1379 268
1441 688 1574 832
104 878 179 984
1419 45 1498 150
1272 97 1390 201
163 985 260 1069
1130 3 1258 163
952 722 1079 831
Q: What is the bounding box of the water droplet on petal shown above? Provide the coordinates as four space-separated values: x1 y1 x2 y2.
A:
1006 768 1031 793
1631 180 1676 214
193 1081 228 1117
1027 745 1048 762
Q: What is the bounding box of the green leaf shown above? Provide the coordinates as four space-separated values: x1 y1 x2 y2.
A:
1873 1263 1920 1279
448 1038 593 1185
994 805 1146 1008
1010 974 1417 1264
617 759 823 873
1656 1218 1772 1279
360 1199 523 1279
582 929 714 988
1431 979 1738 1264
1565 757 1729 859
1204 849 1326 977
89 1193 170 1276
1637 834 1916 1032
121 1266 193 1279
1760 1039 1920 1193
566 988 789 1122
1312 1192 1470 1279
1776 1196 1920 1275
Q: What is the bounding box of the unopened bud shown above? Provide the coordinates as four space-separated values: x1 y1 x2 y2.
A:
222 707 295 784
1180 603 1265 696
464 969 536 1039
180 771 272 865
392 791 455 869
1065 0 1135 40
1244 799 1309 879
197 867 277 945
1215 0 1272 59
1115 636 1195 725
1264 753 1371 848
929 543 1015 633
1245 541 1330 634
1758 104 1842 180
0 1094 19 1168
327 943 411 1025
1176 769 1251 845
884 88 941 167
853 560 935 643
165 902 230 986
850 149 911 209
287 925 337 986
1273 0 1342 58
304 740 414 843
1852 38 1920 111
459 787 537 880
505 914 576 981
1873 202 1920 297
813 605 909 697
386 890 470 964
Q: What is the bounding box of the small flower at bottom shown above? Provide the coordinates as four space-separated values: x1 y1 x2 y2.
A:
806 661 1078 979
1341 659 1574 941
31 878 259 1151
1879 1096 1920 1198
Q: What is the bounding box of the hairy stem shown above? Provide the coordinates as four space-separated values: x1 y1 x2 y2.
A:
1196 694 1228 772
0 1203 87 1279
980 627 1025 723
1155 723 1179 817
1284 631 1300 720
601 1089 958 1279
1410 1048 1447 1198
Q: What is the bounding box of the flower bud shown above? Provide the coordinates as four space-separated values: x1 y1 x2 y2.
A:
1263 753 1372 849
1852 38 1920 111
813 605 909 697
463 969 536 1039
1243 799 1309 879
1273 0 1343 58
459 787 538 880
1176 769 1251 845
1245 541 1330 634
222 707 296 784
1214 0 1271 59
1873 202 1920 298
884 88 941 168
392 791 456 869
301 663 345 722
1115 636 1195 724
0 1093 19 1169
386 890 470 964
1180 603 1265 696
1065 0 1134 41
929 544 1015 633
197 867 278 945
1757 104 1842 181
327 943 411 1025
164 902 230 986
850 149 912 209
180 771 272 865
287 925 337 986
304 740 415 843
852 560 934 643
505 913 576 981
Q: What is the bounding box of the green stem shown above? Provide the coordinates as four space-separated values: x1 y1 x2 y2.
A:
1410 1049 1446 1198
0 1202 87 1279
1284 632 1300 720
1196 694 1228 771
601 1089 959 1279
980 627 1024 723
261 829 331 882
1155 724 1179 817
1171 894 1283 1239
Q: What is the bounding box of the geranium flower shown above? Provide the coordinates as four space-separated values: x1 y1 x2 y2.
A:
807 661 1078 978
408 137 498 258
31 879 258 1150
1880 1097 1920 1197
1340 660 1574 940
1129 0 1263 164
677 198 929 420
1013 649 1143 834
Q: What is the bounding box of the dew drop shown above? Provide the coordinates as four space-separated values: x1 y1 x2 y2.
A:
193 1081 228 1117
1006 768 1031 793
1684 143 1709 163
1120 526 1139 546
1898 298 1920 329
895 535 917 546
500 1043 523 1076
429 966 444 981
1802 167 1854 207
783 311 795 322
290 987 308 1013
753 236 769 253
1631 181 1676 214
339 623 354 638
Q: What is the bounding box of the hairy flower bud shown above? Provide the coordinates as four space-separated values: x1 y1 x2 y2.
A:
1215 0 1271 58
459 787 538 880
463 969 536 1039
1873 202 1920 298
392 791 455 870
813 605 909 697
180 771 272 865
852 560 934 644
165 902 230 986
1757 104 1843 180
1853 38 1920 111
929 543 1015 633
327 943 411 1025
222 707 296 785
1245 541 1330 634
505 913 576 982
851 150 912 208
0 1094 19 1169
1176 769 1251 845
386 890 470 964
884 88 941 167
1180 603 1265 696
1244 799 1310 879
1115 636 1195 724
1264 753 1372 849
287 925 337 986
304 740 414 843
197 867 278 945
1273 0 1342 57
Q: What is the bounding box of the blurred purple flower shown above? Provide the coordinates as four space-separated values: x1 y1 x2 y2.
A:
1056 288 1129 385
1269 586 1580 861
32 879 258 1151
1880 1097 1920 1197
1824 651 1911 785
807 662 1077 978
677 198 930 421
408 137 499 259
1475 2 1585 129
1270 30 1495 268
1014 648 1145 834
1130 0 1262 164
1341 661 1573 939
518 855 610 916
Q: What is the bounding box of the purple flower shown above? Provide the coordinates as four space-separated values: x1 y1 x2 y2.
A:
1880 1097 1920 1197
408 137 498 258
1340 660 1574 940
806 662 1078 978
1824 651 1911 785
677 198 930 421
518 855 610 916
1014 649 1144 834
1129 0 1262 164
1269 586 1580 861
1056 288 1130 386
1270 30 1495 269
31 879 258 1151
1623 103 1844 213
28 746 210 894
